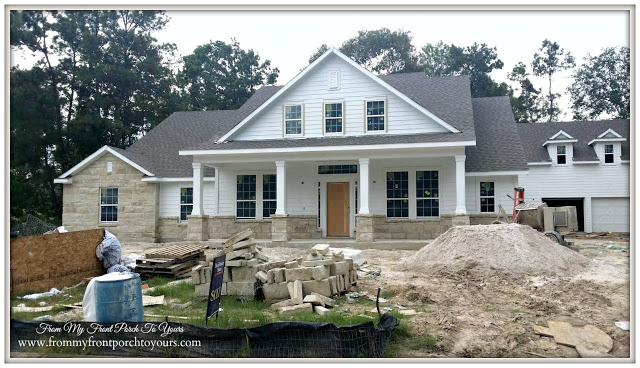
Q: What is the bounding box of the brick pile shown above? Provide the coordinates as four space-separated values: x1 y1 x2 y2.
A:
261 243 358 316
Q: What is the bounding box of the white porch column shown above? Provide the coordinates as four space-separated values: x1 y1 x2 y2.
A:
192 162 204 216
213 167 220 215
275 161 287 215
358 158 370 214
454 155 467 215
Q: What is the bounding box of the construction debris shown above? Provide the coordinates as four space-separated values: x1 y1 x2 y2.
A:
136 244 206 279
22 288 62 300
534 320 613 358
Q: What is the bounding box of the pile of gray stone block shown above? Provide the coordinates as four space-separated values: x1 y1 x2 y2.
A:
261 243 358 315
192 264 212 300
219 228 271 299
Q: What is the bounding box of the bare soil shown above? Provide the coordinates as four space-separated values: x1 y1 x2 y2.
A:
121 234 630 358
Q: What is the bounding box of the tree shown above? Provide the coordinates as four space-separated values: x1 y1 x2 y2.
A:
307 28 420 74
531 39 575 121
179 39 279 111
419 41 510 98
508 62 543 123
568 46 630 120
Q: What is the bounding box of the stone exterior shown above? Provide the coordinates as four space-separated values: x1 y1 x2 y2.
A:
187 215 209 241
288 216 321 240
372 215 453 240
61 153 159 242
355 214 374 242
452 214 471 227
206 216 272 240
157 217 189 242
469 214 499 225
271 214 289 245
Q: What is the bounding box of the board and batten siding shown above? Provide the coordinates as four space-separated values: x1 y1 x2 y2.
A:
231 53 450 141
518 163 630 233
159 182 216 218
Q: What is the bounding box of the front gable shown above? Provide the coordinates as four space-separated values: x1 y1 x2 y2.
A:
220 49 458 142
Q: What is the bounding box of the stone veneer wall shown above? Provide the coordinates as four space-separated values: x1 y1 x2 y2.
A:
61 153 159 242
370 214 504 240
202 215 321 241
287 215 322 239
157 217 189 242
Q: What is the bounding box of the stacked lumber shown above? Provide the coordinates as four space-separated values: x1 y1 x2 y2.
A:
220 229 271 299
263 244 358 316
136 244 205 279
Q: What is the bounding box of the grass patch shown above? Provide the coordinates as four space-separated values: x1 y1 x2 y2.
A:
510 308 522 314
381 290 395 299
145 280 194 302
383 317 437 357
484 305 498 312
143 276 173 289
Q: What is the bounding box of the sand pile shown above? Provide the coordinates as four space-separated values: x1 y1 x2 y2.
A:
401 223 588 277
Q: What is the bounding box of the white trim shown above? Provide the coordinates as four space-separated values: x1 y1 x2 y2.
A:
597 128 624 139
466 171 527 176
548 130 575 140
53 178 72 184
141 177 216 182
58 145 154 179
588 137 627 145
283 104 304 137
181 140 476 156
365 99 386 133
527 162 553 166
621 160 630 164
572 161 600 165
216 48 459 142
542 139 578 147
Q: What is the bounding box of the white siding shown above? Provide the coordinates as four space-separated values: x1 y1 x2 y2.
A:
464 176 518 214
518 163 629 232
159 181 216 217
232 54 450 140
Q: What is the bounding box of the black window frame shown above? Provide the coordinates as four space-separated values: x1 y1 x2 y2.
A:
416 171 440 217
479 181 495 213
180 187 193 222
386 171 409 218
236 175 257 219
262 174 277 218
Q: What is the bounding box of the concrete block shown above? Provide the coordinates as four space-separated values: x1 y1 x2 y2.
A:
225 238 256 251
302 294 325 307
302 259 334 267
255 271 268 283
263 282 290 301
221 282 227 296
227 246 256 261
337 275 344 292
247 259 258 268
312 265 329 281
330 261 351 276
279 303 312 315
231 266 256 282
204 268 211 283
222 228 253 247
311 244 330 255
305 253 324 261
302 279 331 297
226 281 255 297
270 298 300 310
284 261 299 269
254 250 269 262
314 306 331 316
288 280 303 303
191 269 201 285
311 292 335 307
274 268 286 283
345 258 354 270
194 283 209 299
267 269 275 283
285 267 314 282
296 257 303 265
328 276 337 295
226 259 247 267
223 267 230 282
243 252 254 260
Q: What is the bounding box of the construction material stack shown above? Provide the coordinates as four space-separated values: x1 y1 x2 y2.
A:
136 244 206 279
220 229 271 299
192 264 212 300
262 243 358 315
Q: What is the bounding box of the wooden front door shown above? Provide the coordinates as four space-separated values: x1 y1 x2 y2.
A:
326 182 350 237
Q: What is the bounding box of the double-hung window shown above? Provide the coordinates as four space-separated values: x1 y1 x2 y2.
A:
480 182 495 213
284 105 302 135
386 171 409 218
237 175 257 219
366 100 385 131
556 145 567 164
324 103 343 133
100 188 118 222
604 144 615 164
416 171 439 217
180 188 193 222
262 174 277 218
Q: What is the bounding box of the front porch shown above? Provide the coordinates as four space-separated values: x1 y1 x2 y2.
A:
184 145 474 244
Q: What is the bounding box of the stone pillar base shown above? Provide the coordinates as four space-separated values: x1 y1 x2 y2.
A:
187 215 209 241
355 214 375 242
452 214 470 227
271 214 290 244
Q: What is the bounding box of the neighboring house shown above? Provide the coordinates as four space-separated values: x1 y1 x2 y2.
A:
53 48 630 242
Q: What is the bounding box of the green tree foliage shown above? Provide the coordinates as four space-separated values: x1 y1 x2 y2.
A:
531 39 575 121
179 40 279 110
308 28 420 74
568 46 630 120
508 62 543 123
419 41 510 98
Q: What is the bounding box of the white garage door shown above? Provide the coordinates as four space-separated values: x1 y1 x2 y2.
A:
592 197 630 233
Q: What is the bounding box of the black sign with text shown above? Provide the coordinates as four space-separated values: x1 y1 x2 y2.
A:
206 254 226 321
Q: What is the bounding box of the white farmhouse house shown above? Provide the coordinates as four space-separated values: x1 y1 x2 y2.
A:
54 48 630 243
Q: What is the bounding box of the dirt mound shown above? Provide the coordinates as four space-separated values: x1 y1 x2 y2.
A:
401 223 588 277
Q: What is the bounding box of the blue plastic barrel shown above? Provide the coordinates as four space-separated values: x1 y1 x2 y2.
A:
94 273 143 322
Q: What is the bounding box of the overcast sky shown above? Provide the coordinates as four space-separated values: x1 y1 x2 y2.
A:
11 9 629 121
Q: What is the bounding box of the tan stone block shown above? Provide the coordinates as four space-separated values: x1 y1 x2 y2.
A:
330 261 350 276
226 281 256 297
302 279 331 297
231 266 256 282
312 265 329 281
255 271 268 283
328 276 337 295
285 267 314 282
285 261 299 269
302 294 325 307
302 259 334 267
311 292 335 307
314 306 331 316
267 269 275 283
270 298 300 310
288 280 303 303
274 268 286 283
311 244 330 255
226 259 247 267
263 282 290 301
279 303 312 315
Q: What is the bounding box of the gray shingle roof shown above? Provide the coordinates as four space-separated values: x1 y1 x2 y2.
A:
516 119 630 163
465 97 528 172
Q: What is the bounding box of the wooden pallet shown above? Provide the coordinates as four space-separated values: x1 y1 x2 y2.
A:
136 252 204 279
145 244 206 259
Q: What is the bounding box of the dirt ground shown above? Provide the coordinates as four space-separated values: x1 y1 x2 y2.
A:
121 234 631 358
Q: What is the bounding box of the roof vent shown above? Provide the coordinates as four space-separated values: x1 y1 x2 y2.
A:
328 70 340 90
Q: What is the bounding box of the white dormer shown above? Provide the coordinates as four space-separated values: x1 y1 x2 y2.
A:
588 129 626 165
543 130 577 166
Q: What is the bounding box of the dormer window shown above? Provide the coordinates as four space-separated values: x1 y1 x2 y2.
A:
557 145 567 164
284 105 303 135
366 100 386 131
604 144 615 164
